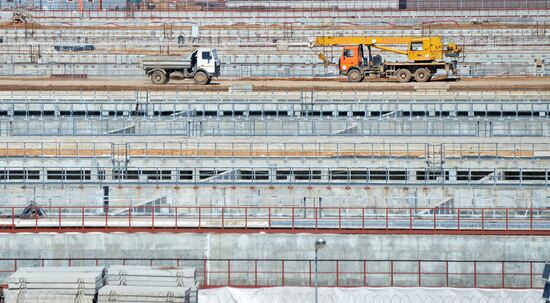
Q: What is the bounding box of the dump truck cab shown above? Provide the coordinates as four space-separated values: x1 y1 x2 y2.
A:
195 48 220 77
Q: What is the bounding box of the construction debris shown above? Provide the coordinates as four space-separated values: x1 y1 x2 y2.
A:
18 202 46 219
12 9 34 24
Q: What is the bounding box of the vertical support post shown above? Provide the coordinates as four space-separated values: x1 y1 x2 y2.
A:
282 260 285 287
268 207 271 230
481 208 485 230
529 208 533 230
457 208 461 230
433 209 436 230
385 208 389 230
315 249 319 303
501 261 505 288
309 260 312 287
255 260 258 287
338 208 341 229
245 207 248 229
363 260 367 286
224 259 234 289
418 260 421 287
409 208 412 230
221 207 224 229
336 260 339 287
473 261 477 288
291 207 294 230
529 262 533 289
505 208 509 231
390 260 394 286
128 207 132 229
203 259 207 287
362 208 365 229
445 261 449 287
198 207 201 229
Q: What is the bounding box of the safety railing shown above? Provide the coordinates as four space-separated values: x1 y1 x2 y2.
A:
0 89 548 103
0 258 545 289
2 117 549 136
0 206 548 233
0 142 547 159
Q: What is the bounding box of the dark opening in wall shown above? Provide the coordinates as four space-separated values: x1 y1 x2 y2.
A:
399 0 407 9
369 170 387 180
241 170 269 180
179 170 193 180
504 171 547 181
47 170 64 180
113 170 139 180
389 170 407 181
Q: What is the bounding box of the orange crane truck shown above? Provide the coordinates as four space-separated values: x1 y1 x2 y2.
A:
310 36 462 83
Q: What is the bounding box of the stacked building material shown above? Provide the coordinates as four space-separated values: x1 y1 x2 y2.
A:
98 285 190 303
104 266 198 303
3 266 105 303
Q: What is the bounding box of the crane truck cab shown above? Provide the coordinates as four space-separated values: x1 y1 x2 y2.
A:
141 48 221 85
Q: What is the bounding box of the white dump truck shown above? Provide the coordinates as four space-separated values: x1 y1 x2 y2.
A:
141 48 220 85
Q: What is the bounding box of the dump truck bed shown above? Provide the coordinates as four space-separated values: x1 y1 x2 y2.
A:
141 53 193 70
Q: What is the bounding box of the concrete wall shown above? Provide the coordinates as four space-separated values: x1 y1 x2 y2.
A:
1 184 548 209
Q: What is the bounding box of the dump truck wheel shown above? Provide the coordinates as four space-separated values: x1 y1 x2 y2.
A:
396 69 412 83
414 68 432 82
151 70 168 85
194 71 209 85
347 69 363 82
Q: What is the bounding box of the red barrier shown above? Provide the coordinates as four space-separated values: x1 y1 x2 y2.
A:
0 258 544 289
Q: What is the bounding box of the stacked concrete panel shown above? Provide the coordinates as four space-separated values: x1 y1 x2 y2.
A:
106 266 198 303
98 286 191 303
3 267 105 303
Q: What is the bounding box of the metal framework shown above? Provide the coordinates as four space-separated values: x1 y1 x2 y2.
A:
0 258 545 289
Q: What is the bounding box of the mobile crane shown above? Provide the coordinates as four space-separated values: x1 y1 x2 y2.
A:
310 36 462 83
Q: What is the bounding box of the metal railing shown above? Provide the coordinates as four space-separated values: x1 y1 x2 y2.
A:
1 206 548 233
0 142 547 159
0 258 545 289
2 117 548 136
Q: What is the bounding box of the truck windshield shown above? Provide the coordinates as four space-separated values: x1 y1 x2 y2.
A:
211 49 219 60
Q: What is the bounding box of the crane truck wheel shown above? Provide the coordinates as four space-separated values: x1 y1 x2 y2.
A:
414 68 432 83
193 71 209 85
151 70 168 85
347 69 363 82
396 69 412 83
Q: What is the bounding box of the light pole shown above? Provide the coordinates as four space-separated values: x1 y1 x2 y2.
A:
314 238 327 303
